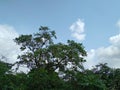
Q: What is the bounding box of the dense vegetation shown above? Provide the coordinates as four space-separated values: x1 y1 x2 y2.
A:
0 26 120 90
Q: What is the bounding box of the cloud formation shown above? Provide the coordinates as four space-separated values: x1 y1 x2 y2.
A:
0 25 20 63
70 19 86 41
85 34 120 69
97 34 120 68
84 49 97 69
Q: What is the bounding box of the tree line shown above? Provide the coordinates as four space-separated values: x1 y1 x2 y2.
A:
0 26 120 90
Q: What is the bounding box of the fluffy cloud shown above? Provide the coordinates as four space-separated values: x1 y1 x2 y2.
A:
84 49 98 69
85 34 120 69
70 19 86 41
97 34 120 68
0 24 20 63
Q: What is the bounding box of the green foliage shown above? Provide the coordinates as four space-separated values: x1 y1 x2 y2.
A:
105 68 120 90
65 70 106 90
0 60 12 75
0 60 27 90
14 26 87 75
14 26 56 70
27 68 65 90
45 40 86 76
1 26 120 90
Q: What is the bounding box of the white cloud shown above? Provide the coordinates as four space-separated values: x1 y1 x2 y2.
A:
84 49 98 69
70 19 86 41
109 34 120 46
97 34 120 68
116 20 120 29
85 34 120 69
0 24 20 63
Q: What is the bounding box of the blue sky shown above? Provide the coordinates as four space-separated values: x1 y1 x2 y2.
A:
0 0 120 69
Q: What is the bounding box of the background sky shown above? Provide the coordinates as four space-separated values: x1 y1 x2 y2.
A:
0 0 120 69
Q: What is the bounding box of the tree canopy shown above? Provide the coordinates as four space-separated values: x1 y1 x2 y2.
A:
0 26 120 90
14 26 87 76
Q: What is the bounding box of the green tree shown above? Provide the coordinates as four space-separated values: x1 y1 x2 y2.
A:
13 26 87 90
14 26 57 70
0 60 12 75
27 68 65 90
0 60 27 90
0 60 12 89
14 26 87 75
106 68 120 90
66 69 106 90
92 63 120 90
